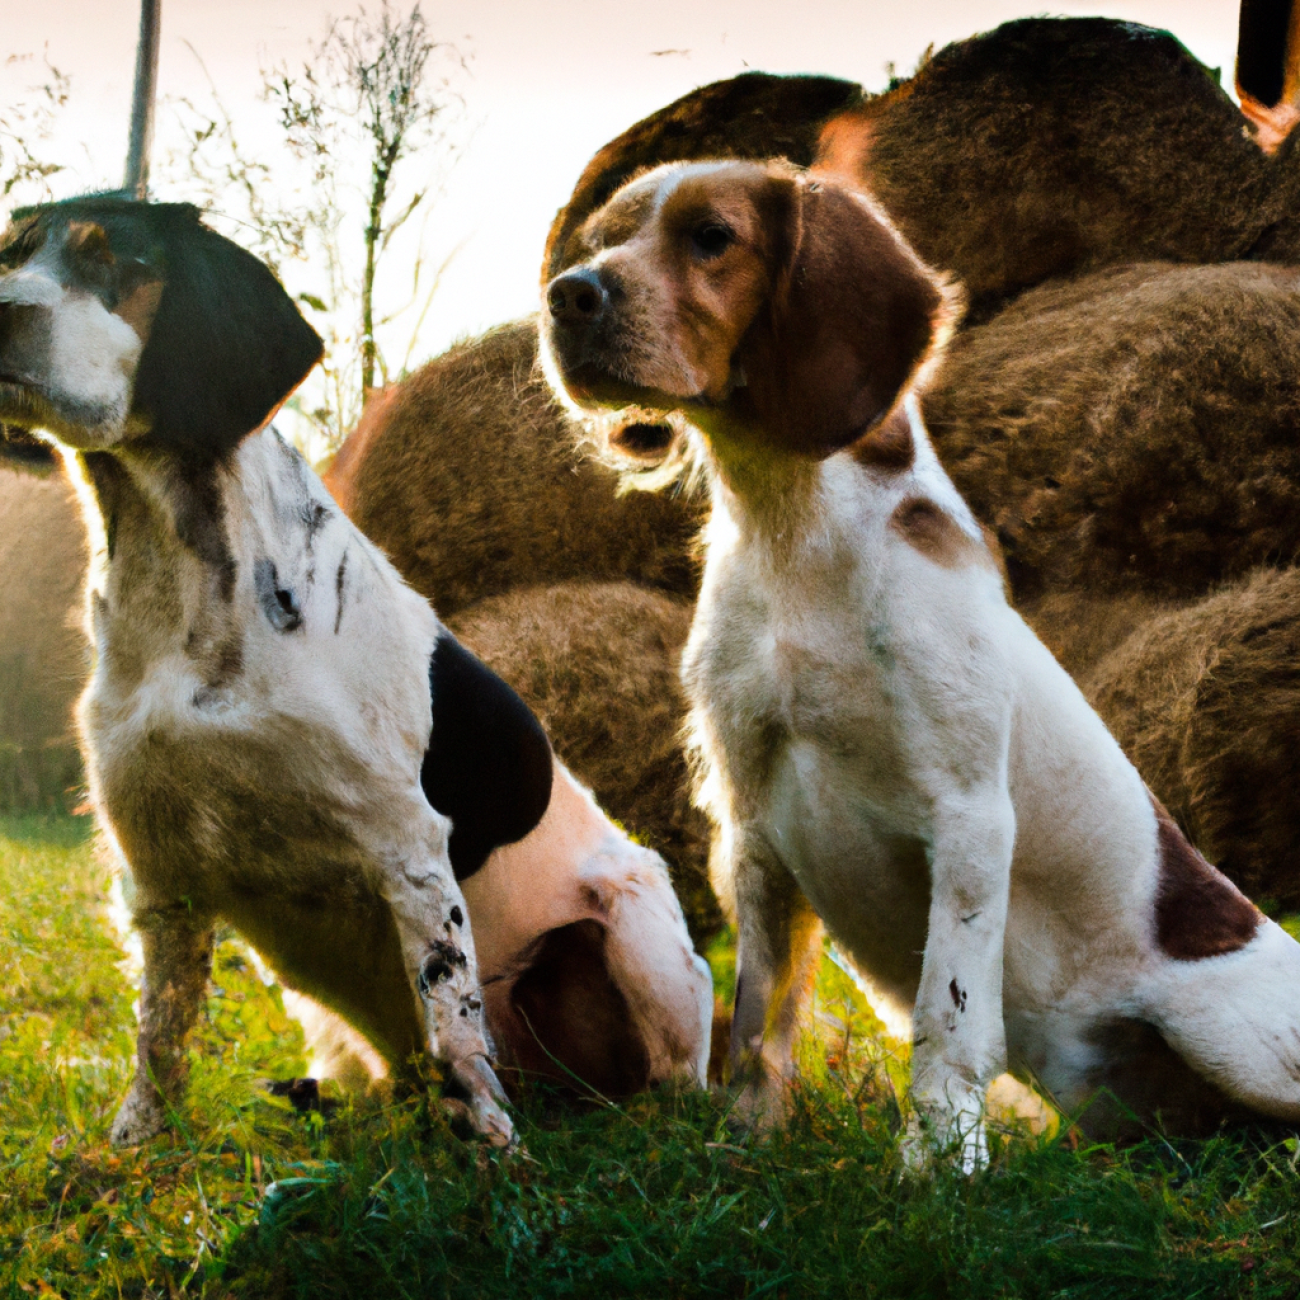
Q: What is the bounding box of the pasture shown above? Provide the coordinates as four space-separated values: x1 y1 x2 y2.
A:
2 813 1299 1297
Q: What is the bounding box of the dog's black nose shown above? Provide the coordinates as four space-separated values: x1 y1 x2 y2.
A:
547 269 607 328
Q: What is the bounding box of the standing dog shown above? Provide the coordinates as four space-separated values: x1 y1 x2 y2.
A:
541 161 1300 1162
0 197 709 1146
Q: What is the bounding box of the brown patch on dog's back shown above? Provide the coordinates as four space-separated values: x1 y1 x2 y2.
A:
1151 796 1259 960
889 496 989 570
850 404 914 471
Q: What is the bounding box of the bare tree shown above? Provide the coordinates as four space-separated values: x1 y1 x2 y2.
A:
169 2 462 453
0 54 69 207
278 4 450 396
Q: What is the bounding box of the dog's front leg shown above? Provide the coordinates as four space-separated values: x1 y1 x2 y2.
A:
729 838 824 1129
111 907 215 1146
385 862 514 1148
906 791 1016 1173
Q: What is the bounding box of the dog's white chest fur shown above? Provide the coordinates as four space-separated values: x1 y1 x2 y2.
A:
685 411 1161 1030
80 428 443 900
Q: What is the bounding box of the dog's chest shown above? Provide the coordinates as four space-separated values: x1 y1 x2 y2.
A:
84 431 439 896
688 504 914 805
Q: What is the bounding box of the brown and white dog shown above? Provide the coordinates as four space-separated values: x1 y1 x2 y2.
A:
0 197 710 1147
541 160 1300 1165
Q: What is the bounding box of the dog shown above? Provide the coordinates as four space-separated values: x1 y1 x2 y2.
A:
0 196 710 1146
540 159 1300 1164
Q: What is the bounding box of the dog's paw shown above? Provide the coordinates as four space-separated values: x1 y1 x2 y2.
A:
729 1077 791 1135
450 1054 515 1150
899 1110 988 1177
109 1084 168 1147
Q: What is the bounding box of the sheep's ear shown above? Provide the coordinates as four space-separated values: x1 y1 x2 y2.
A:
733 178 945 456
131 216 323 458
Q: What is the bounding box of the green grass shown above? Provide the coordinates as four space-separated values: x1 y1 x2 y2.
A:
3 814 1300 1298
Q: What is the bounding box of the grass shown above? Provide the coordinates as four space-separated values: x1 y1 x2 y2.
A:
3 814 1300 1298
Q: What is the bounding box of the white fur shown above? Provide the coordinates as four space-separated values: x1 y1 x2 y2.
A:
69 429 514 1145
685 403 1300 1166
0 252 139 444
463 761 713 1086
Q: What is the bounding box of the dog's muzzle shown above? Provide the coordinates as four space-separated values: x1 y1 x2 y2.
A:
544 267 610 372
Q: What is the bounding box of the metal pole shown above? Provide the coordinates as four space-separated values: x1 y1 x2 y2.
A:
123 0 162 199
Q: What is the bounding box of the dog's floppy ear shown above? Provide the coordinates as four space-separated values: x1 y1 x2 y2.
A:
131 211 323 458
733 177 946 456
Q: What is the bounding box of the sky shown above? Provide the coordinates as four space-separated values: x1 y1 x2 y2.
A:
2 1 1244 387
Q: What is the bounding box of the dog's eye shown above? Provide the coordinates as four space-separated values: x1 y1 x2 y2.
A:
690 221 734 260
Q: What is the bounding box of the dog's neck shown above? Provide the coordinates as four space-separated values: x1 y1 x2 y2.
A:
693 424 824 554
64 441 245 697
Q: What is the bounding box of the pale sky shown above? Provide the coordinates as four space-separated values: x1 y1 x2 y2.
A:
2 1 1243 380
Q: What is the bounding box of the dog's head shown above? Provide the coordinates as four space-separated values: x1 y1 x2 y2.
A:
541 161 954 465
0 197 322 457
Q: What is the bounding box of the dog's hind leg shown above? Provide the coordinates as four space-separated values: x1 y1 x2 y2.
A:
110 906 215 1146
1143 919 1300 1123
729 839 824 1129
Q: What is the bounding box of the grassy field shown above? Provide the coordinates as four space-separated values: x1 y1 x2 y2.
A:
3 813 1300 1298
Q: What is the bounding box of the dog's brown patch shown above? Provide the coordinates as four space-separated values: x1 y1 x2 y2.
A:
506 919 651 1098
1151 796 1259 960
115 278 164 345
67 221 114 267
850 404 914 471
889 496 988 569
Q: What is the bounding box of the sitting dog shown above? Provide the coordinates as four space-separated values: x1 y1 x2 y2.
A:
540 160 1300 1162
531 19 1300 911
0 197 710 1146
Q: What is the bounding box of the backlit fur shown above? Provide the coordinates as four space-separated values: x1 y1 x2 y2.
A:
542 161 1300 1167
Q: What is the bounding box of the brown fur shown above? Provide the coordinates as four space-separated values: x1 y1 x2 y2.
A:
817 18 1283 319
1084 569 1300 908
500 919 651 1098
849 403 915 471
324 321 703 617
1150 796 1260 960
444 581 720 945
922 261 1300 601
889 497 990 571
724 176 947 456
0 457 87 810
